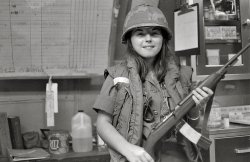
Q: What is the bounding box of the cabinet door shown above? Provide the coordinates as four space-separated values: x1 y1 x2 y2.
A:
215 135 250 162
193 0 250 79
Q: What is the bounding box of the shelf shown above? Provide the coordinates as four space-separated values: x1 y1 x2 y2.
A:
205 39 241 44
191 55 250 81
204 19 240 26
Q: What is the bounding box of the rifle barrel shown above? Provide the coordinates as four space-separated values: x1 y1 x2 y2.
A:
224 42 250 68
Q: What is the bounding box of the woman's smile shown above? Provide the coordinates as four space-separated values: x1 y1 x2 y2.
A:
143 45 155 49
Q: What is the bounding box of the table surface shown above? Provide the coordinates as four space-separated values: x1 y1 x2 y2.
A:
4 145 110 162
206 123 250 135
39 145 110 162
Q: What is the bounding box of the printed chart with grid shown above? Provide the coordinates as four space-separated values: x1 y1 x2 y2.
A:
0 0 113 78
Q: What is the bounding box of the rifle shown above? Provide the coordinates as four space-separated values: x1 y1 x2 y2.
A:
143 42 250 159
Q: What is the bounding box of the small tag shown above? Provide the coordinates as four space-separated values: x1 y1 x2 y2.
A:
46 83 58 113
46 103 55 127
46 89 54 127
179 122 201 144
46 90 54 113
45 77 58 127
113 77 129 85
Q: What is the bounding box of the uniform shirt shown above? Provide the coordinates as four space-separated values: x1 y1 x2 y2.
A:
142 71 177 139
93 75 116 115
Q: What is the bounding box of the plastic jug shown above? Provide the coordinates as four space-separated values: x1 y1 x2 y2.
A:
71 110 93 152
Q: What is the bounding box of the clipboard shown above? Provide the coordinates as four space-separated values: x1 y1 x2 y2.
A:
174 3 200 56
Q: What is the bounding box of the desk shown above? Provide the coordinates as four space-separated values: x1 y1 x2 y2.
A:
202 124 250 162
39 146 110 162
6 146 110 162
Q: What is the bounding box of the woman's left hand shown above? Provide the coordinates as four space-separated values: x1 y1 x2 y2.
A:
192 87 214 108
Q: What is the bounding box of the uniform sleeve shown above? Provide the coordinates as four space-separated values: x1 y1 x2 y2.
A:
93 75 117 115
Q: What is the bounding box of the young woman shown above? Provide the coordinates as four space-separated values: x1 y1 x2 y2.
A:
93 4 213 162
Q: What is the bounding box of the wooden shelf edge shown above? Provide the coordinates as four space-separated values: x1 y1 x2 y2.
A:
0 73 104 80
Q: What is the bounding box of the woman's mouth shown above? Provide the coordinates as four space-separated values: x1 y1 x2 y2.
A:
143 45 154 49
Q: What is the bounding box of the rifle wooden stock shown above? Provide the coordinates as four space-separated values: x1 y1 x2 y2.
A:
143 42 250 159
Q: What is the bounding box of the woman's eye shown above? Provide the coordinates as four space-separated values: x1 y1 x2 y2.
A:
136 32 145 36
151 32 159 36
151 31 161 36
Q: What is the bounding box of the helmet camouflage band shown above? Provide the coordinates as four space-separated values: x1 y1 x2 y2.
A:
121 4 172 44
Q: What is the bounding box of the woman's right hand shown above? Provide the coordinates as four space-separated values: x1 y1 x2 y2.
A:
124 143 154 162
96 111 154 162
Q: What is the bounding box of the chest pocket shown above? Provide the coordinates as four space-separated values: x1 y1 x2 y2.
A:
112 82 133 138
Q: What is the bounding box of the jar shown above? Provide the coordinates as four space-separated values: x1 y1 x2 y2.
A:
209 10 215 20
208 108 222 128
48 130 69 154
204 7 209 19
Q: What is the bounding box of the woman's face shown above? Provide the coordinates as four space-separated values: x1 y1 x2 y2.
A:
130 27 163 59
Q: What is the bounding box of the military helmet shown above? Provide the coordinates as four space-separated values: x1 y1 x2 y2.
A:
121 4 172 44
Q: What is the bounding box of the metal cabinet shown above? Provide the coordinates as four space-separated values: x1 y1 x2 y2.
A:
202 124 250 162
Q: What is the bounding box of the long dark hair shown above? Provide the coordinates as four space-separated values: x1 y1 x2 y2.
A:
126 35 179 83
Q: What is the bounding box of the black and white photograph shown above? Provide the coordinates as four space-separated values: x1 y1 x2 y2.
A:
0 0 250 162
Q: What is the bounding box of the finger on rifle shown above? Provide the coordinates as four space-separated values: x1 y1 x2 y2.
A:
202 87 214 96
192 88 204 100
143 152 154 162
192 95 200 105
139 155 149 162
197 87 212 99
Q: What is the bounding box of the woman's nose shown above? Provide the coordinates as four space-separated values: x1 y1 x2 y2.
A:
145 34 152 42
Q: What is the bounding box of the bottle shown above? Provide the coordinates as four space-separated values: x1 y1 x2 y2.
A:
71 110 93 152
208 5 215 20
204 7 209 20
208 101 222 128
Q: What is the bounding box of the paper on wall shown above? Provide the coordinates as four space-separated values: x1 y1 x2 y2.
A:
45 78 58 127
46 83 58 113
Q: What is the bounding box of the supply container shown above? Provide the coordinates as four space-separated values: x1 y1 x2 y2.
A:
71 110 93 152
48 130 69 154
